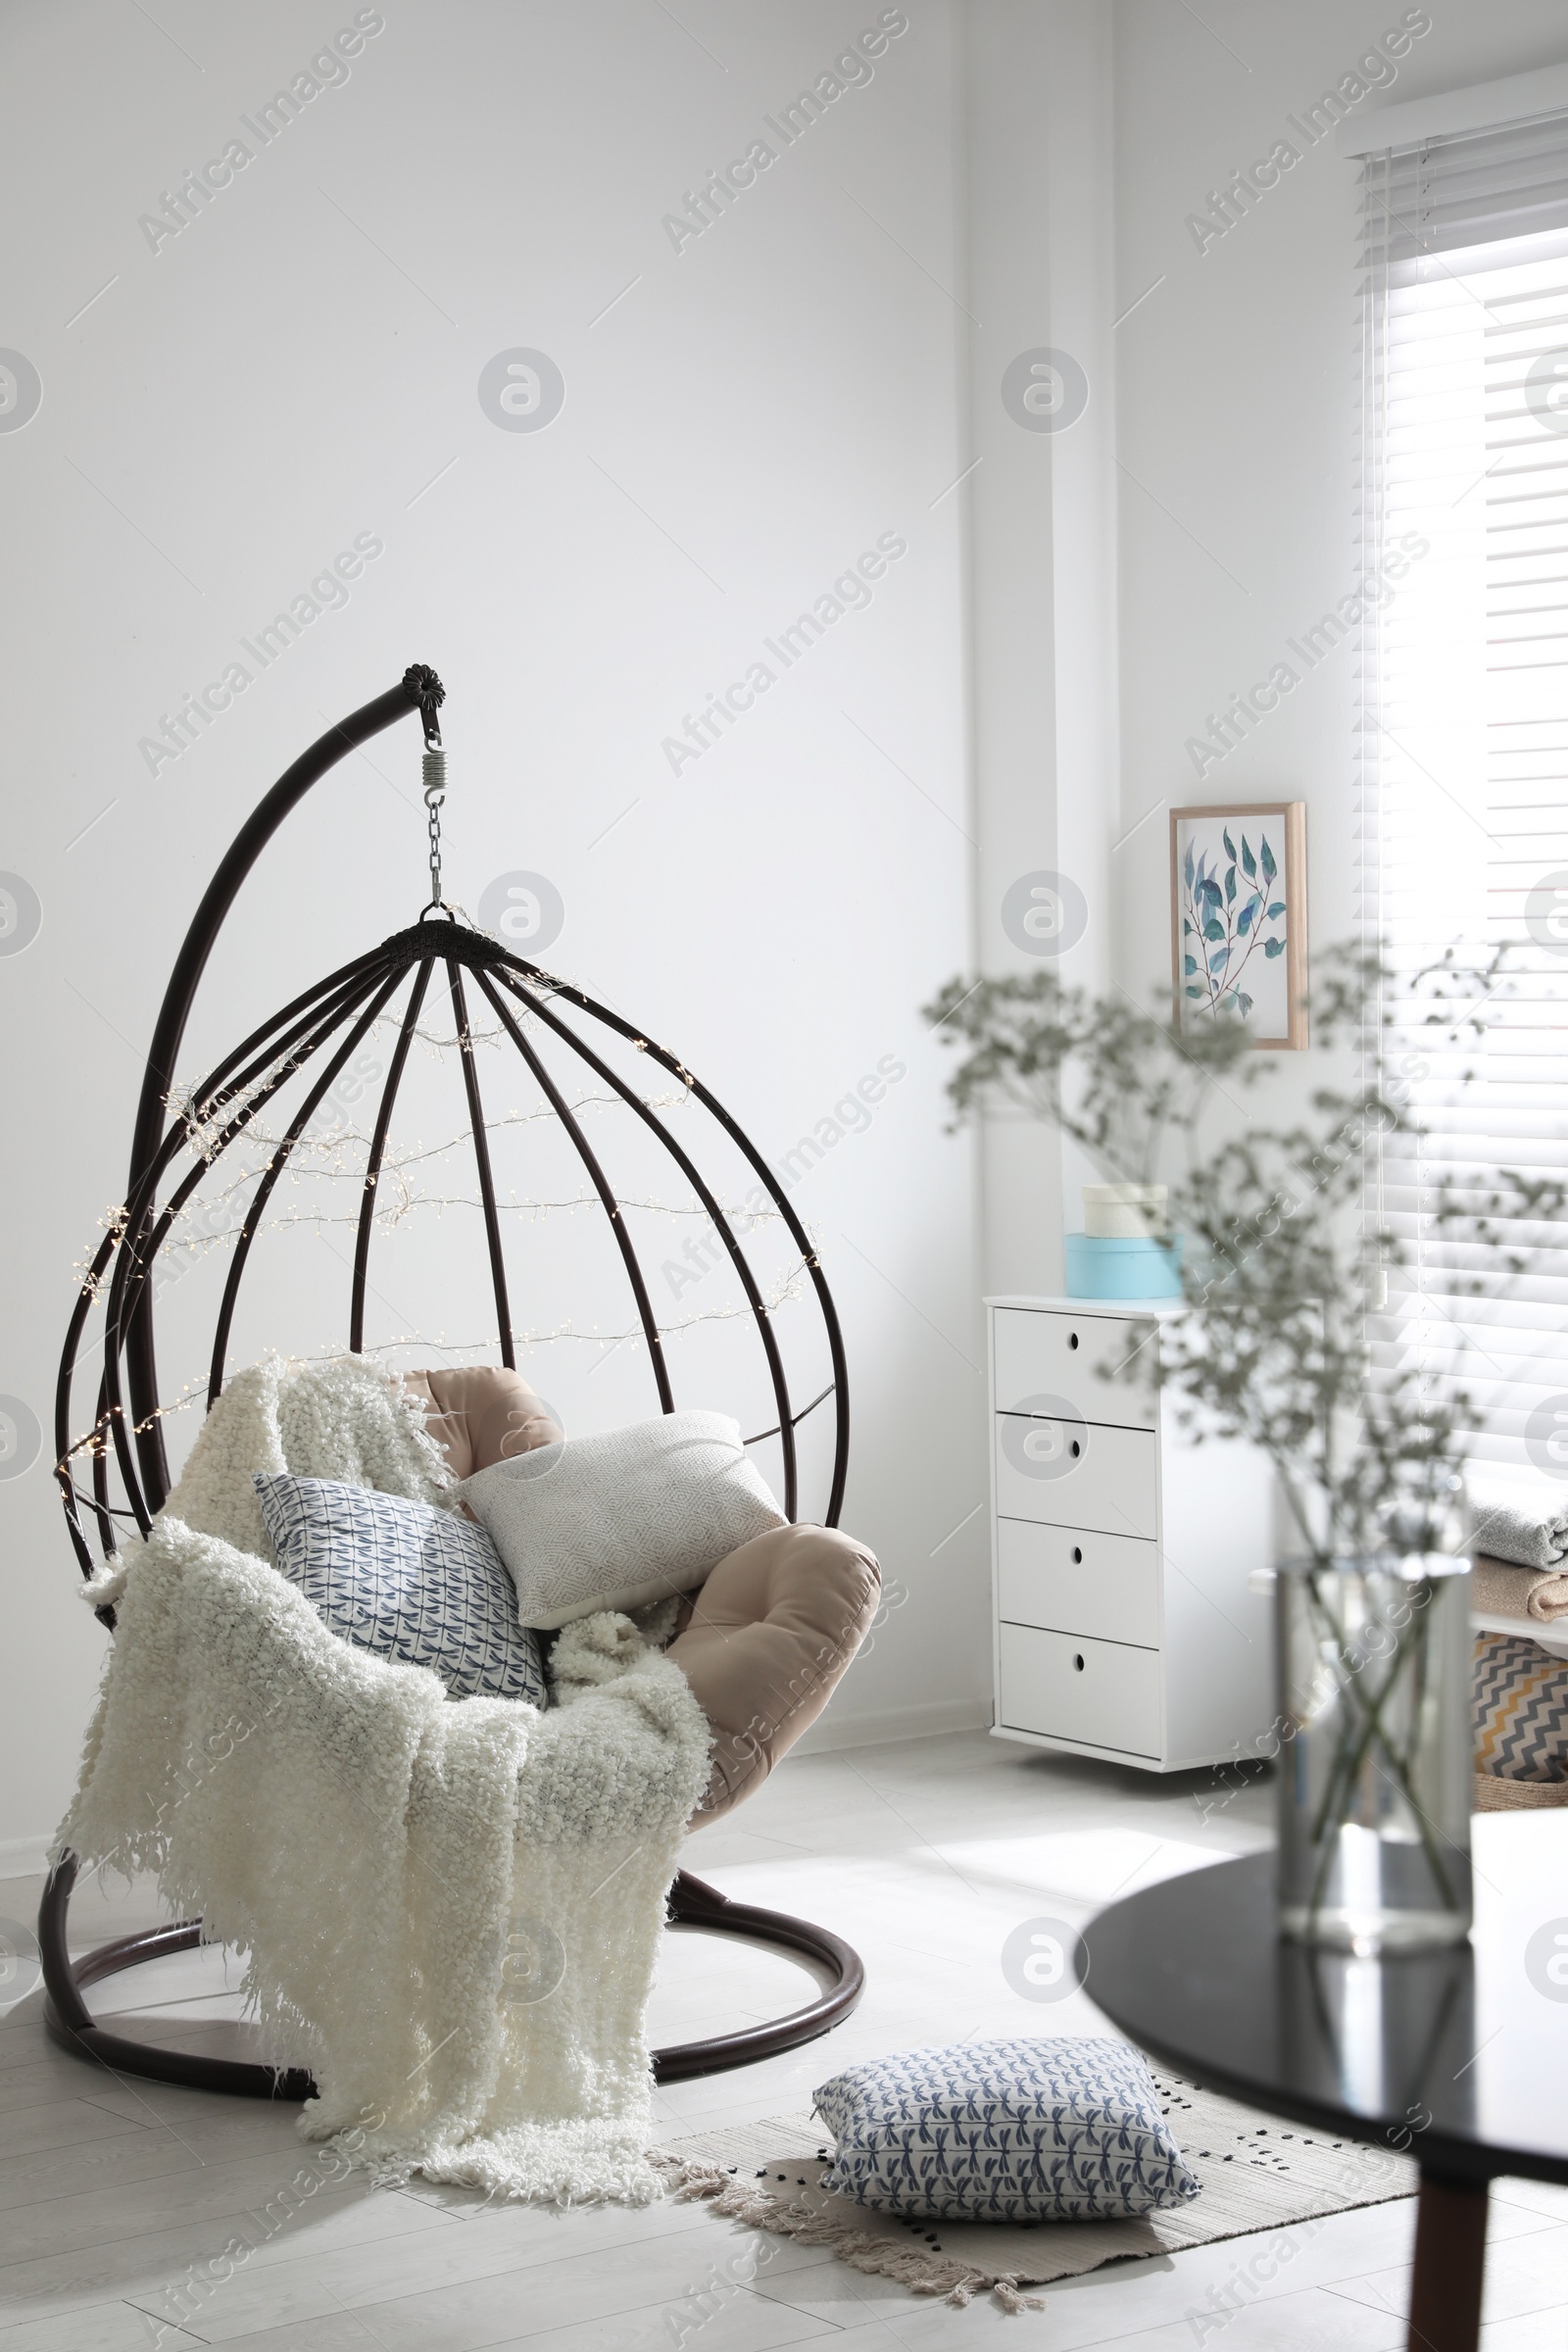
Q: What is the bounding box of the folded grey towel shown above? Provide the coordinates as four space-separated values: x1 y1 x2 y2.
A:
1468 1494 1568 1572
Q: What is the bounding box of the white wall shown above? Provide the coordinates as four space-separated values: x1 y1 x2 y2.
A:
964 0 1119 1296
0 0 987 1859
1111 0 1568 1002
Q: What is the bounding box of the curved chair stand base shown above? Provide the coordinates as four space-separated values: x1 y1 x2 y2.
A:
37 1854 862 2098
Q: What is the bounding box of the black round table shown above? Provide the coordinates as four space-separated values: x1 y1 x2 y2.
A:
1083 1818 1568 2352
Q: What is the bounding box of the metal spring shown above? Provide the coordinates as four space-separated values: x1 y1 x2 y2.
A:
421 748 447 803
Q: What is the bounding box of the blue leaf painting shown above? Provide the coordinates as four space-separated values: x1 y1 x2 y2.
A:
1176 817 1291 1033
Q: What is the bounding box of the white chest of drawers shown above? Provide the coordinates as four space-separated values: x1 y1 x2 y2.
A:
987 1295 1273 1772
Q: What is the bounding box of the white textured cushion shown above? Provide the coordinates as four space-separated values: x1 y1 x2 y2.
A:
813 2036 1201 2223
458 1410 786 1630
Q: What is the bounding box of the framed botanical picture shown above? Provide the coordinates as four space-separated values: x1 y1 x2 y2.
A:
1169 801 1307 1049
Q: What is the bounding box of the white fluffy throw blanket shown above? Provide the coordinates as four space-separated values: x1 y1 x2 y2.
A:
58 1357 712 2203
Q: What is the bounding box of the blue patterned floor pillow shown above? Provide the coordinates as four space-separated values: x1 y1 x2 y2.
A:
254 1474 548 1707
813 2036 1201 2223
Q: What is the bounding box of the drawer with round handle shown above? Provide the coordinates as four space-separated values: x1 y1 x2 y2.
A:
995 1516 1160 1648
997 1622 1162 1758
993 1412 1158 1541
993 1306 1155 1431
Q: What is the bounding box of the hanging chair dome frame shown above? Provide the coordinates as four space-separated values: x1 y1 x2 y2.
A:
39 664 863 2096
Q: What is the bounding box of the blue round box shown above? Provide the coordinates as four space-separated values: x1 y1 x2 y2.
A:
1063 1232 1184 1300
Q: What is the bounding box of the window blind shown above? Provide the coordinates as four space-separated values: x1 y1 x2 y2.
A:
1369 115 1568 261
1358 108 1568 1469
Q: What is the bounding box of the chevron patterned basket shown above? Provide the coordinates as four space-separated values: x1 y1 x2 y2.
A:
1472 1630 1568 1807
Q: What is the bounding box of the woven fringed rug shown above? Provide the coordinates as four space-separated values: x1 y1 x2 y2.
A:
650 2070 1415 2313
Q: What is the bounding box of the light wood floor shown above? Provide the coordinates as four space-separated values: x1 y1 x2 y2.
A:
2 1730 1564 2349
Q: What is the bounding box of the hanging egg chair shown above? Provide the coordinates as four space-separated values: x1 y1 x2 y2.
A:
40 663 865 2096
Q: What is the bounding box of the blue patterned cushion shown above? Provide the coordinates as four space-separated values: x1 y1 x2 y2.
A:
813 2036 1200 2222
254 1475 547 1707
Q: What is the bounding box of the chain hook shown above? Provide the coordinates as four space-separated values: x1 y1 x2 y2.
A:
402 664 448 917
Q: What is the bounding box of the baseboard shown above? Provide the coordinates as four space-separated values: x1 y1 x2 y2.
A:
0 1835 52 1882
793 1693 994 1756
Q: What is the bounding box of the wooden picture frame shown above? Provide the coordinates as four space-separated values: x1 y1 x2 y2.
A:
1169 801 1307 1050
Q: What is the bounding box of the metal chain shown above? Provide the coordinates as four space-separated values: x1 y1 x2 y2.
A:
422 745 446 910
402 667 448 916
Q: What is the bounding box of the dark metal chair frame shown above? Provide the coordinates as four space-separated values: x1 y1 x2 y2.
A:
39 664 863 2096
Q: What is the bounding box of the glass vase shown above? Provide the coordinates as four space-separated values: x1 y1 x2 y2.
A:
1275 1554 1472 1953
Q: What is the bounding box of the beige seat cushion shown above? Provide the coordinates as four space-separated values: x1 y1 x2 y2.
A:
404 1366 879 1826
402 1366 563 1481
668 1523 881 1826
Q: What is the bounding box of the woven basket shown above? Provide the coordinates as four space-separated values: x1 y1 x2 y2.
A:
1473 1769 1568 1812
